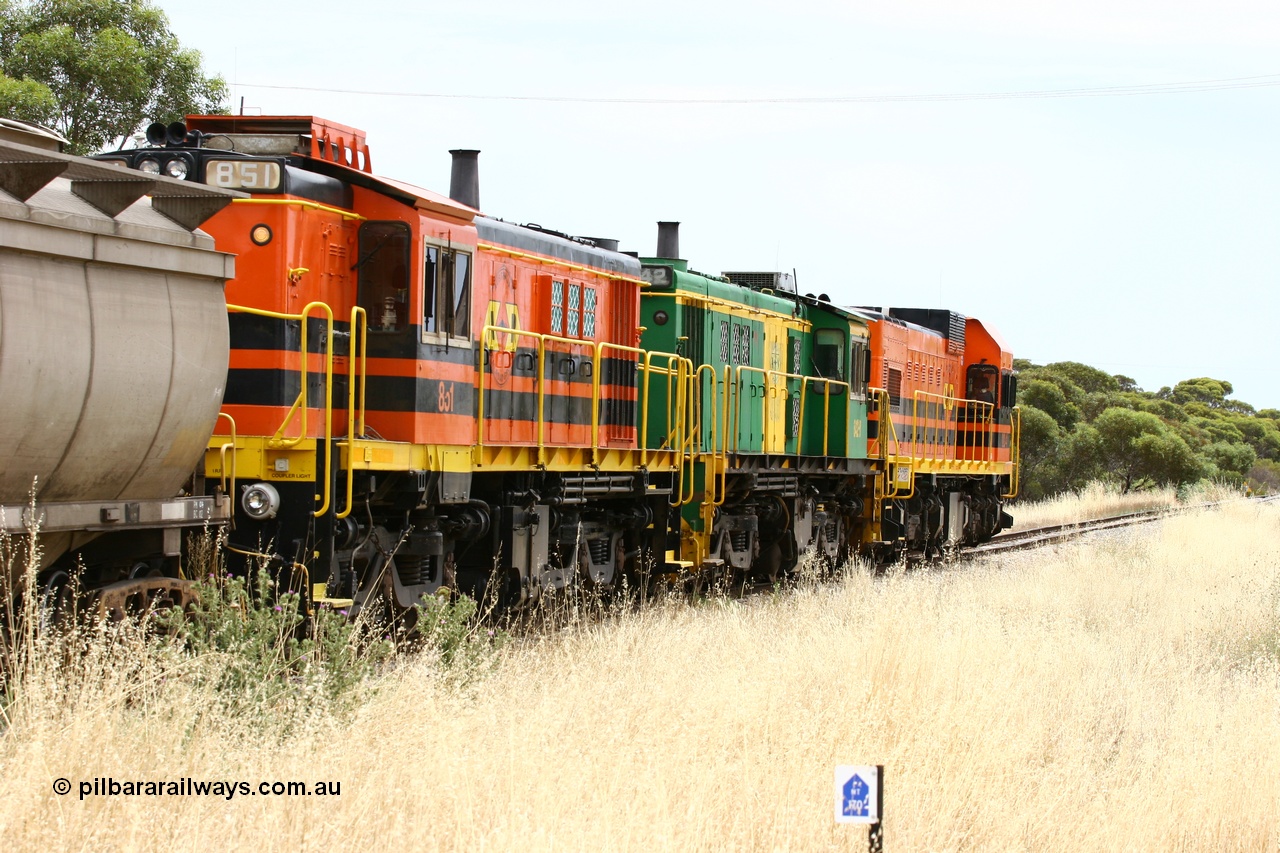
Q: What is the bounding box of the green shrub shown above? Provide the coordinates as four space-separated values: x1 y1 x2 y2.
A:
157 567 393 718
413 591 510 682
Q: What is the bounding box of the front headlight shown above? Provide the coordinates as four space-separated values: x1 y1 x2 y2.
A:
241 483 281 520
137 158 161 175
164 159 189 180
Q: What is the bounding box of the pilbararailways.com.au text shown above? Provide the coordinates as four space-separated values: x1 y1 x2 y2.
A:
55 777 341 801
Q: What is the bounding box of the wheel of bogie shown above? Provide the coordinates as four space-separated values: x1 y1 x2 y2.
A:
38 569 76 630
754 542 785 586
129 560 163 579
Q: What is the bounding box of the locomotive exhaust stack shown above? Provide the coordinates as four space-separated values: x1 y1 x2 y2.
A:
448 149 480 209
656 221 680 259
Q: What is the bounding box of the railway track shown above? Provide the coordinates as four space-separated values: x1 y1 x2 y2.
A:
970 493 1280 558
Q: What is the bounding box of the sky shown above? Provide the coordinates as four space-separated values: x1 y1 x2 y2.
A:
158 0 1280 408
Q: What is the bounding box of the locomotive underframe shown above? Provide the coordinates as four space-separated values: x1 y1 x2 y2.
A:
701 454 870 582
224 454 677 616
703 454 1012 581
879 474 1013 559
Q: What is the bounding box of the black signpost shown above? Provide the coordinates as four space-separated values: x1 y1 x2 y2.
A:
868 764 884 852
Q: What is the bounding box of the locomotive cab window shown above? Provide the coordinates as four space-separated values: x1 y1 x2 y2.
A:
1001 370 1018 407
356 221 411 334
423 239 472 341
967 363 1000 405
811 328 847 396
849 339 870 395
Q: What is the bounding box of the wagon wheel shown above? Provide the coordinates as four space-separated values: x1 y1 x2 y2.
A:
757 495 793 584
38 569 76 629
129 560 164 579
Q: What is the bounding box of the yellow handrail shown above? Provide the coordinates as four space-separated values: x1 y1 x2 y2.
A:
337 306 368 520
540 332 599 462
662 353 685 454
963 400 997 464
216 412 237 499
226 300 335 517
872 386 1017 498
693 364 725 508
598 342 685 465
598 342 646 461
1003 407 1022 498
476 325 549 464
909 389 958 464
679 358 696 506
630 348 686 462
350 306 367 439
729 365 848 456
869 388 913 499
477 326 686 468
716 363 737 468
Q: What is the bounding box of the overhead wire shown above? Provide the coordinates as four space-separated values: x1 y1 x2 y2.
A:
233 73 1280 105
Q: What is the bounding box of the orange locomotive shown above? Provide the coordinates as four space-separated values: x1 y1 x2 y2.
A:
99 116 679 612
860 307 1016 555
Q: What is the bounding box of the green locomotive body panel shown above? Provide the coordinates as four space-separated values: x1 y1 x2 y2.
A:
800 303 871 461
641 260 798 457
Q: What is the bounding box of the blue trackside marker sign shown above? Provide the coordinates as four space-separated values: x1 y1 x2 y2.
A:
834 765 880 824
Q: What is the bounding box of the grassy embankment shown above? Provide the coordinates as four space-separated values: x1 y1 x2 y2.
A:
0 498 1277 850
1007 480 1243 530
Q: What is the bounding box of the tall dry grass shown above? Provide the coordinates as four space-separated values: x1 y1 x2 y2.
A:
0 499 1278 850
1009 480 1247 530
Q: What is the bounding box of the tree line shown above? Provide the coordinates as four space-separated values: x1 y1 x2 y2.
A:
0 0 224 155
1015 360 1280 500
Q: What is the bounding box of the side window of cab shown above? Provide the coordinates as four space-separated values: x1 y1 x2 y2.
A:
813 329 846 381
423 238 472 341
811 328 848 396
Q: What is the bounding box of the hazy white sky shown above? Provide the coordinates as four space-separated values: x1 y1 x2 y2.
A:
160 0 1280 407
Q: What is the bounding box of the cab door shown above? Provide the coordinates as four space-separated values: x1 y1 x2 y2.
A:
805 326 848 457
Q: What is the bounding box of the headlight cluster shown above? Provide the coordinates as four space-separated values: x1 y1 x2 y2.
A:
133 155 191 180
133 121 195 180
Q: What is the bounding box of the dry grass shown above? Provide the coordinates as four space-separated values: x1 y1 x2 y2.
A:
2 499 1279 850
1008 480 1248 530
